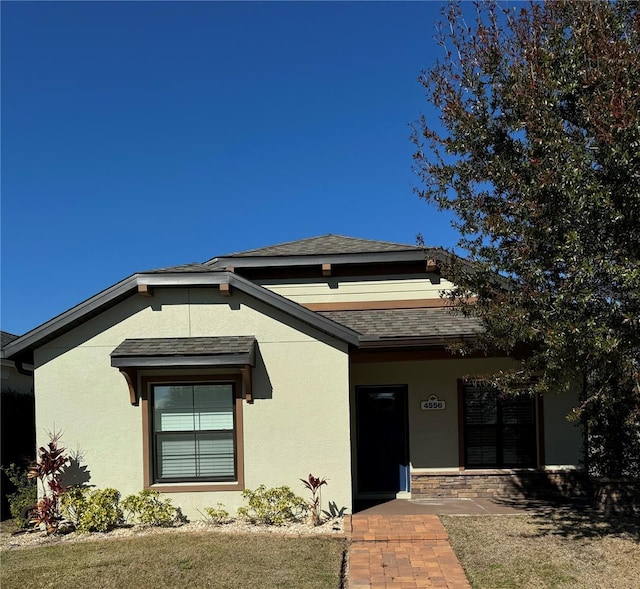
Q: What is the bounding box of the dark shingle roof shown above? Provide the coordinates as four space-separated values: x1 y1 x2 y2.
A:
217 235 424 258
141 263 221 274
111 336 256 357
318 308 482 341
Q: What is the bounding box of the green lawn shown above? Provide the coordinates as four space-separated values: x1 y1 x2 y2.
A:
442 511 640 589
1 531 346 589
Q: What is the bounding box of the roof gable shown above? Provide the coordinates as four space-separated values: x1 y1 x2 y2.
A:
4 271 360 365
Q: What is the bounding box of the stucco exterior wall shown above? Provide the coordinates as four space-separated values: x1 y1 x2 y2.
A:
34 287 352 519
258 275 454 305
350 358 582 480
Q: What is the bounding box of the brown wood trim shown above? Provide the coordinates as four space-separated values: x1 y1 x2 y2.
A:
137 284 154 297
426 259 438 273
457 380 465 469
146 482 244 493
537 394 545 468
118 367 139 406
350 348 487 363
142 390 151 489
140 374 244 491
322 263 331 277
219 283 231 296
304 299 454 312
241 366 253 403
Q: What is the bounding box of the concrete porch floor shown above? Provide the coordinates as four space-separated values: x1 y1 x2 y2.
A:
353 495 593 516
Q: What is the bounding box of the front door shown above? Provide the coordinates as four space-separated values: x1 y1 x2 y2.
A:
355 385 409 494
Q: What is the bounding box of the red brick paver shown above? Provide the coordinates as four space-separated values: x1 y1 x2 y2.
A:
346 514 470 589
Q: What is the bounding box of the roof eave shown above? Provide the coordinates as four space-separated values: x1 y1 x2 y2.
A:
357 334 480 350
207 249 436 270
111 353 254 369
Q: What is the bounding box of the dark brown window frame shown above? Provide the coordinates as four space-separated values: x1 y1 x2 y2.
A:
457 380 545 470
141 374 244 492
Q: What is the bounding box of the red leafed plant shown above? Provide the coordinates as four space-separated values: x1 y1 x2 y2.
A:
28 432 69 534
300 474 327 526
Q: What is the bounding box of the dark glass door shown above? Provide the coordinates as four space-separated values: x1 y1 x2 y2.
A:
356 385 409 494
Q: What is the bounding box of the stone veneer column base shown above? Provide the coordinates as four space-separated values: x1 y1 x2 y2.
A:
410 470 590 500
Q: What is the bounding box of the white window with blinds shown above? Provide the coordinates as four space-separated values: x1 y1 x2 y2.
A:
152 383 236 482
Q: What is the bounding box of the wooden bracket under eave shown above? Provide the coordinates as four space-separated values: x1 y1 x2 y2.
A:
426 259 439 273
220 283 231 297
322 263 331 277
118 368 139 406
241 366 253 403
138 284 154 297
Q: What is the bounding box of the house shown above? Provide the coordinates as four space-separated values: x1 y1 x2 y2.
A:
1 331 34 395
1 331 35 519
4 235 583 517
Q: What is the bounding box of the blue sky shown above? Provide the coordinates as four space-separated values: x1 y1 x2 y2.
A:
2 1 458 336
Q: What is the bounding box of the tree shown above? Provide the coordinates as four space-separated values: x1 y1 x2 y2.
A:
413 0 640 478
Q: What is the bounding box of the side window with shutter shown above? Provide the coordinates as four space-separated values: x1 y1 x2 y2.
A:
463 382 537 468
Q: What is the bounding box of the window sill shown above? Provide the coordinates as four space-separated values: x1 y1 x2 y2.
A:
146 481 244 493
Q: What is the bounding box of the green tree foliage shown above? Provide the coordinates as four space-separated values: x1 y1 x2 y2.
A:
413 0 640 477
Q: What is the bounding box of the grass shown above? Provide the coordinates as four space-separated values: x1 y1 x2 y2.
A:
0 528 346 589
442 510 640 589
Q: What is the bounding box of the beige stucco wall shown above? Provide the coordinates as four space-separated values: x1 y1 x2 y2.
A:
34 287 352 519
350 358 582 483
258 274 454 304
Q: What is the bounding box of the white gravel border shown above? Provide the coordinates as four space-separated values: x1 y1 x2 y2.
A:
1 517 345 551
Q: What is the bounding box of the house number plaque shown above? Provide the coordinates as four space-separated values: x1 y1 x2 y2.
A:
420 395 446 411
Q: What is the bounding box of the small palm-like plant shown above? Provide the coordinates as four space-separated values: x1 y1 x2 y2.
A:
28 432 69 534
300 474 327 526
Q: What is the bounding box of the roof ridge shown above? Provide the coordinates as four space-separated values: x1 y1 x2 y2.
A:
225 234 336 257
205 234 425 263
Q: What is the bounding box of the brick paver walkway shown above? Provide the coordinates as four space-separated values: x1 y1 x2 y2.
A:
346 514 471 589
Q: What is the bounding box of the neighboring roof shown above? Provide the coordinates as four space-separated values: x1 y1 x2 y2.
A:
111 336 257 368
216 235 424 258
319 308 482 346
1 331 19 350
1 331 20 362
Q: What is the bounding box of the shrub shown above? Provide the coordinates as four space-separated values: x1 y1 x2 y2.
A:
1 463 36 528
237 485 307 526
61 487 123 533
60 486 91 527
203 503 232 525
122 490 184 527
